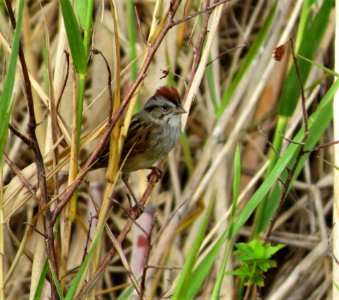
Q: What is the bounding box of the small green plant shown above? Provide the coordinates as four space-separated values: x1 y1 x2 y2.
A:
228 239 285 287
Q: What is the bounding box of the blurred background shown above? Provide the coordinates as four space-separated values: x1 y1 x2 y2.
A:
0 0 336 299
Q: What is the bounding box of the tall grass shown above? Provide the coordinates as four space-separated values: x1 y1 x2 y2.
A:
0 1 336 299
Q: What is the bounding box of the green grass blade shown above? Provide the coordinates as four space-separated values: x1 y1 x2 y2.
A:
76 74 86 142
211 145 241 299
261 75 338 228
253 116 287 234
186 230 229 298
237 78 338 235
74 0 94 57
127 0 140 111
216 1 277 117
298 54 339 77
117 277 141 300
231 145 241 230
172 196 215 299
127 0 138 81
0 0 24 165
295 0 316 50
65 223 105 300
32 261 48 300
60 0 87 74
254 0 334 234
278 0 333 117
49 261 65 300
187 79 338 297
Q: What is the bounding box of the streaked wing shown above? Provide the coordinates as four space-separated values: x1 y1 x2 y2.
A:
121 115 154 156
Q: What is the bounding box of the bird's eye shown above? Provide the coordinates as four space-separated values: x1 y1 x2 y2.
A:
162 105 169 110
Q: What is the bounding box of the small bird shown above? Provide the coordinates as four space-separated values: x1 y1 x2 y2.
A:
94 85 186 184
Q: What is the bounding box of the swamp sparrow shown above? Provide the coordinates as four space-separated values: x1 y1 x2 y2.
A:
94 85 186 181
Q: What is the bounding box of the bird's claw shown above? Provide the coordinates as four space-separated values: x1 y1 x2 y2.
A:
147 167 163 182
130 202 145 215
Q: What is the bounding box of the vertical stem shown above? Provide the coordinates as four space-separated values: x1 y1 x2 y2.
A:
333 0 339 297
76 74 86 145
83 0 94 57
3 0 58 297
0 167 4 300
127 0 138 81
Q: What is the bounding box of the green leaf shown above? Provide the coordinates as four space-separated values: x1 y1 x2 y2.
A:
295 0 316 50
0 0 25 166
32 261 48 300
48 261 65 300
264 243 285 257
211 146 241 299
187 79 337 298
64 223 105 300
229 240 284 287
216 1 277 116
278 0 334 116
172 196 215 299
127 0 138 81
298 54 339 77
74 0 89 29
235 78 338 236
117 277 141 300
186 230 229 298
60 0 87 74
74 0 94 55
231 145 241 221
256 77 338 234
255 0 334 235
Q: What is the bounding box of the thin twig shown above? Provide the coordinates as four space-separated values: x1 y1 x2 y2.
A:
111 198 151 237
3 153 36 193
171 0 231 27
23 223 47 239
75 163 163 299
91 48 113 119
82 214 94 263
146 264 182 270
8 123 31 146
264 38 310 243
55 51 70 148
305 139 339 153
206 43 247 67
139 210 155 300
160 69 189 93
151 197 190 247
290 38 309 135
135 6 147 46
56 51 70 112
52 0 180 225
264 148 303 243
280 134 306 146
4 1 58 298
186 0 213 93
258 125 280 158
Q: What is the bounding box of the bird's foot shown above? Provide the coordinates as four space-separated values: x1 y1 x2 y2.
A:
147 167 163 182
125 194 144 215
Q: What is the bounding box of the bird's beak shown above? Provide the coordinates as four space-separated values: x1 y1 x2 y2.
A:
173 106 187 115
